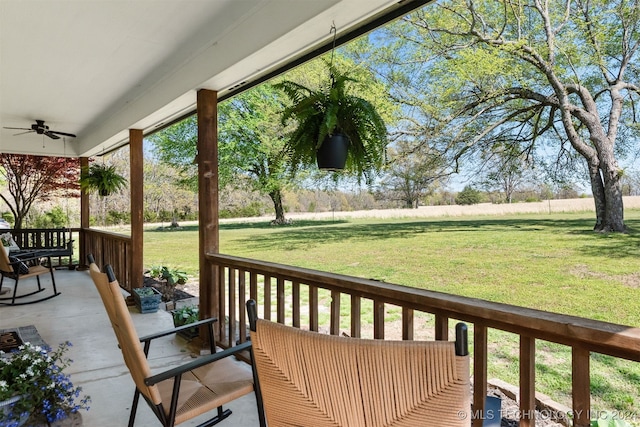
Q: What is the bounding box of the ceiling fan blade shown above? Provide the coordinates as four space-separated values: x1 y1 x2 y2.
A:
49 130 77 138
44 131 61 140
12 130 35 136
3 127 32 131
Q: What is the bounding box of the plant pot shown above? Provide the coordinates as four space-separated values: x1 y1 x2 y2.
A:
171 310 199 339
0 395 29 426
316 133 349 170
132 287 162 313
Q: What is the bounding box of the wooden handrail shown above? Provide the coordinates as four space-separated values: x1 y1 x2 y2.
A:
206 252 640 427
81 228 133 290
207 253 640 360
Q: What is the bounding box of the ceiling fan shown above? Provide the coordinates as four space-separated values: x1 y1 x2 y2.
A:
3 119 76 140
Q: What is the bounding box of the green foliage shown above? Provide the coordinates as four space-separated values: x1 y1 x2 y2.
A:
590 413 632 427
172 305 199 326
80 163 127 197
106 210 130 226
133 287 157 297
455 186 482 205
31 206 68 228
219 201 264 219
274 64 388 179
148 265 188 286
1 212 14 225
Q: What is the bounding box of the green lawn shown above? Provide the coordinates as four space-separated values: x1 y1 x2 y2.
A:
143 210 640 416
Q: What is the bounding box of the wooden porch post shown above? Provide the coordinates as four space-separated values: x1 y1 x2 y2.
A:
79 156 90 267
197 89 219 336
130 129 144 289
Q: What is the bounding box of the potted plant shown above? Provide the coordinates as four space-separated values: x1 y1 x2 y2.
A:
274 65 388 174
171 305 200 339
0 341 90 426
79 163 127 197
147 265 188 309
132 287 162 313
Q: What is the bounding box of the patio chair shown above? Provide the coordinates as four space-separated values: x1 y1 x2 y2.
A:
88 256 261 427
0 247 58 305
247 299 470 427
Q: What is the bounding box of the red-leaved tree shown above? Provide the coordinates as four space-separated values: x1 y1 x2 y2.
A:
0 154 81 229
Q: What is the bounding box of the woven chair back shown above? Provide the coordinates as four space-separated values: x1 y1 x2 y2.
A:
251 319 470 426
89 263 163 405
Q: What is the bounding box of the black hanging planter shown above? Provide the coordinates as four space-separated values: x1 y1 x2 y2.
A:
316 133 349 170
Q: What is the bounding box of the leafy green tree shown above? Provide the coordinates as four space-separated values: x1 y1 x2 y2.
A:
218 85 292 223
150 85 292 223
455 185 482 205
369 0 640 232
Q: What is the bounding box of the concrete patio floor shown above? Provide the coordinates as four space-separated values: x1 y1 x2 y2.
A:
0 269 260 426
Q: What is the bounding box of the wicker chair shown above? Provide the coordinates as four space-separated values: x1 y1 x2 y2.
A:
88 256 262 427
247 299 470 427
0 248 58 305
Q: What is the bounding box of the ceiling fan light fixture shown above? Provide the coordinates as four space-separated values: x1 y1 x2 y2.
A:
3 119 76 140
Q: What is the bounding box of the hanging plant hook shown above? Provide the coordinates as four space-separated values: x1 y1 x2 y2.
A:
329 22 337 86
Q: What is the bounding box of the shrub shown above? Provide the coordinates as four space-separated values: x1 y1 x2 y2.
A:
455 186 482 205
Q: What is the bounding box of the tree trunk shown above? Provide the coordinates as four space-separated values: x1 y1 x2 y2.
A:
269 189 286 224
586 154 625 232
587 161 606 231
599 152 625 232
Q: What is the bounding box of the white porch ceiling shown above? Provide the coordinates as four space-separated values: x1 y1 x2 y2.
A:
0 0 415 158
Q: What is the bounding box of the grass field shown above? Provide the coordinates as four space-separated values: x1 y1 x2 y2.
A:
143 209 640 417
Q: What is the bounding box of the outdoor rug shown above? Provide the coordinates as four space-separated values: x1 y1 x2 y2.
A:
0 325 48 354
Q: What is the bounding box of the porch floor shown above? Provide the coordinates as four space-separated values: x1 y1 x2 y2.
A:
1 269 260 426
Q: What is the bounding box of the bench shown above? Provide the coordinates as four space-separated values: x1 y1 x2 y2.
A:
7 228 75 269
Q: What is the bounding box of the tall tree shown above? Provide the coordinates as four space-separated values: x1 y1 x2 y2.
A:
150 85 292 223
0 154 81 229
479 145 533 203
379 140 447 208
370 0 640 232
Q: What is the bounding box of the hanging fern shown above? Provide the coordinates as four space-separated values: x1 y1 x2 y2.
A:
274 65 387 178
80 163 127 197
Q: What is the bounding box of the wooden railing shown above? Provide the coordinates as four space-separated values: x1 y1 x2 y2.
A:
8 227 76 268
206 252 640 427
81 228 133 291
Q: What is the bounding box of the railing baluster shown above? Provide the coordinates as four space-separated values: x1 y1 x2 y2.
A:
473 324 488 427
572 347 590 427
402 307 413 340
309 285 318 332
217 266 227 344
435 314 449 341
292 281 300 328
264 275 272 321
277 277 285 324
373 300 384 339
250 271 258 302
520 336 536 427
330 290 340 335
228 267 236 347
238 270 247 343
350 295 361 338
